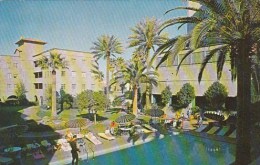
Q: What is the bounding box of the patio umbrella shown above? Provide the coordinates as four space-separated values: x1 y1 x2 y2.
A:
204 111 225 121
65 118 90 131
145 109 164 117
115 114 136 124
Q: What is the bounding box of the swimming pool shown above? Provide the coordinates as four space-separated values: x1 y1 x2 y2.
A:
79 134 235 165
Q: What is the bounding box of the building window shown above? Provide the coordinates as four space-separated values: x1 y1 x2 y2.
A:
34 61 40 67
72 71 76 77
8 73 12 79
82 72 86 78
34 83 43 89
34 72 43 78
14 63 18 68
82 84 86 90
61 71 66 76
61 84 66 90
72 84 76 90
7 84 11 90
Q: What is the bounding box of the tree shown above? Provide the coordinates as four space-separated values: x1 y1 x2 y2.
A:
91 60 104 82
154 1 260 164
91 35 123 111
161 86 172 106
37 51 67 118
204 81 228 111
14 81 28 105
44 85 52 108
76 90 107 124
129 17 168 109
76 90 92 114
113 59 158 116
59 88 73 110
176 83 195 108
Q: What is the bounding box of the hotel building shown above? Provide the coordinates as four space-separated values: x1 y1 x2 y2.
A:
0 38 103 105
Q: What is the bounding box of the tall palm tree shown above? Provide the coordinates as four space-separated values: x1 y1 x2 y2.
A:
129 17 168 109
154 1 260 164
37 51 67 118
113 59 158 116
91 35 123 111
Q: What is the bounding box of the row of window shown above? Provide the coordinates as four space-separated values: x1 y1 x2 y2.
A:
61 84 86 90
157 51 223 67
7 73 18 79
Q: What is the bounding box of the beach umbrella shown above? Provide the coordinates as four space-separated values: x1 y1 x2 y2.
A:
115 114 136 124
204 111 225 121
145 109 164 117
65 118 90 131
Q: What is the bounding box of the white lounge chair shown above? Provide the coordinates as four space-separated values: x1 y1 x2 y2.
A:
229 129 236 138
98 133 115 140
85 132 102 145
195 125 207 132
207 126 220 134
143 124 157 132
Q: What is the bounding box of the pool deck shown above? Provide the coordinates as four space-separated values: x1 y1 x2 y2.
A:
20 131 164 165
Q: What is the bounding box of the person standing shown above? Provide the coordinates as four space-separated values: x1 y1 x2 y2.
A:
69 135 80 165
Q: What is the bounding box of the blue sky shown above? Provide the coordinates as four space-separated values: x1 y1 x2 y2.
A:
0 0 187 73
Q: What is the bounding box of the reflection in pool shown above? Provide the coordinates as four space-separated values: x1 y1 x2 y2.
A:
78 134 235 165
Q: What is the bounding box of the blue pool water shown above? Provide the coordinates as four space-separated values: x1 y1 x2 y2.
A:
80 134 235 165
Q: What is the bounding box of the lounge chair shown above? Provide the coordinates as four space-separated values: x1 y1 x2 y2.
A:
195 125 208 132
216 126 230 136
229 129 236 138
98 133 115 140
207 126 220 134
142 124 157 132
85 132 102 145
56 139 71 151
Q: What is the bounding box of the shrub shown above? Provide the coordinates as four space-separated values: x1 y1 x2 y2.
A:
112 97 123 107
204 81 228 111
191 106 200 114
176 83 195 108
161 86 172 106
14 81 28 105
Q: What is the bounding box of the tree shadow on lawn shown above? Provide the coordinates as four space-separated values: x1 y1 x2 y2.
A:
0 106 61 165
77 113 108 122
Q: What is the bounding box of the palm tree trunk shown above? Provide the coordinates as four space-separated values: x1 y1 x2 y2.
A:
133 86 138 116
235 39 251 165
52 70 57 118
106 53 110 111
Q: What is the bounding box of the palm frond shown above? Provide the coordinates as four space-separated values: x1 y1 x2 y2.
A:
217 48 228 80
164 6 201 15
198 47 219 82
160 17 201 34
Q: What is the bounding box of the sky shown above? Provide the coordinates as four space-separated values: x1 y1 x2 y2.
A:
0 0 187 73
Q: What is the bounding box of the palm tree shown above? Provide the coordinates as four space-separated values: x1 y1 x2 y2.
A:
37 51 67 118
129 17 168 109
154 1 260 164
113 59 158 116
91 60 104 82
91 35 123 111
